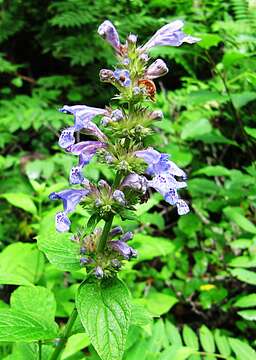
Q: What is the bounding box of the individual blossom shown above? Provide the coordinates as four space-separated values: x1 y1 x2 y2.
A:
98 20 120 52
145 59 169 79
109 240 137 260
140 20 200 52
59 105 108 148
49 189 89 232
67 141 107 184
112 190 126 206
113 69 131 87
99 69 115 83
149 110 164 121
135 148 189 215
122 173 148 193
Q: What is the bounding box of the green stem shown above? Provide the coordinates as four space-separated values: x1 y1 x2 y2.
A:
38 340 42 360
50 308 78 360
96 171 123 254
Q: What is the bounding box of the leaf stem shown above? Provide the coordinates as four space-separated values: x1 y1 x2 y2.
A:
38 340 42 360
50 308 78 360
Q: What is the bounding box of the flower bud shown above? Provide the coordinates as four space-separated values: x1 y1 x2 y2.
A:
111 259 121 269
149 110 163 121
113 190 126 206
127 34 137 44
80 246 87 254
122 173 148 193
139 53 149 62
94 266 104 279
98 20 120 51
110 226 123 238
111 109 124 121
80 257 89 265
110 240 137 260
99 69 115 83
145 59 169 79
120 231 133 242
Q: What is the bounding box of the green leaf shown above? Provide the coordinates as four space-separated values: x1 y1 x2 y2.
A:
214 330 231 357
160 345 194 360
199 325 215 353
0 309 58 342
229 338 256 360
223 207 256 234
181 118 212 140
76 276 131 360
11 286 56 323
131 302 153 327
194 166 230 177
1 193 37 214
244 126 256 139
38 212 81 271
234 294 256 308
165 321 182 346
143 292 178 316
129 234 174 262
197 34 222 49
183 325 199 350
61 333 90 359
0 243 44 285
231 92 256 109
230 268 256 285
237 310 256 321
228 256 256 268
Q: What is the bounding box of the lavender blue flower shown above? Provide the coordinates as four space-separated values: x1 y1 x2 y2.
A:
111 109 124 121
109 226 123 238
145 59 169 79
141 20 200 52
59 105 108 148
149 110 164 121
94 266 104 279
135 148 189 214
113 190 126 205
109 240 137 260
122 173 148 193
49 189 89 232
98 20 120 51
120 231 133 242
113 69 131 87
67 141 106 184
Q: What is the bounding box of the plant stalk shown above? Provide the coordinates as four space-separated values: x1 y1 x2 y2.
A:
50 308 78 360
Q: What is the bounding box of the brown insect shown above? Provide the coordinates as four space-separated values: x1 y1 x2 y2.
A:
138 79 156 100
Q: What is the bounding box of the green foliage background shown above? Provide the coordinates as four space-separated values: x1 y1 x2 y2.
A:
0 0 256 358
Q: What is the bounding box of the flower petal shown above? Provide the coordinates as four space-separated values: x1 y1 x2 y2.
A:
55 212 71 233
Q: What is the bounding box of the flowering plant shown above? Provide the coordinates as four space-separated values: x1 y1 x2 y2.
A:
48 19 199 360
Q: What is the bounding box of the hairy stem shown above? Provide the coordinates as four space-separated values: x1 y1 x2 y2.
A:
50 308 78 360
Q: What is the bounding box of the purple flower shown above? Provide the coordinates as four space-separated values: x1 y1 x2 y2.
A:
149 110 164 121
121 173 148 193
99 69 115 83
120 231 133 242
135 148 186 179
111 109 124 121
67 141 107 184
109 226 123 238
109 240 137 260
94 266 104 279
59 105 108 148
135 148 189 214
113 190 126 205
113 69 131 87
98 20 120 52
141 20 200 52
49 189 89 232
145 59 169 79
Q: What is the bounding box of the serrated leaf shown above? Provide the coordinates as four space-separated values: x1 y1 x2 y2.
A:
229 338 256 360
160 345 194 360
11 286 56 323
0 242 44 285
183 325 199 350
1 193 37 214
38 212 81 271
165 321 182 346
199 325 215 353
0 309 58 342
76 276 131 360
214 330 231 357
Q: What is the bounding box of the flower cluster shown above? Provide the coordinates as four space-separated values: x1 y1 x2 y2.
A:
50 19 200 278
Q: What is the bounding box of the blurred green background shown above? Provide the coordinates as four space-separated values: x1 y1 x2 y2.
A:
1 0 256 359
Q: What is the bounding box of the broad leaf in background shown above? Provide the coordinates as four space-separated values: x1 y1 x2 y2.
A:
0 286 58 342
0 242 44 285
76 276 131 360
1 193 37 215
